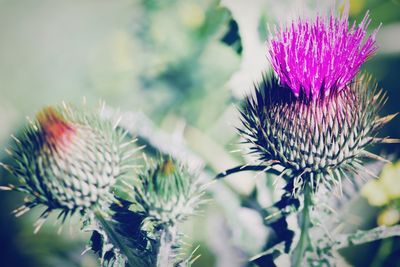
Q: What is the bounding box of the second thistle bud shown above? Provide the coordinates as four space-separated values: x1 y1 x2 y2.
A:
131 158 204 228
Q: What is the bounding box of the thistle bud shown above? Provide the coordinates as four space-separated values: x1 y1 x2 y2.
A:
3 103 136 229
131 158 204 227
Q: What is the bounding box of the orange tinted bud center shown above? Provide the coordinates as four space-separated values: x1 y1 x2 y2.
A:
37 107 75 144
161 159 175 176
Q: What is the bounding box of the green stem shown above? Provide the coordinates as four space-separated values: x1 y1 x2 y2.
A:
95 210 146 267
292 185 312 267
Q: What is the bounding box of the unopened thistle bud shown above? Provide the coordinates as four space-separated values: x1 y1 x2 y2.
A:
240 8 397 195
2 103 136 231
131 158 204 228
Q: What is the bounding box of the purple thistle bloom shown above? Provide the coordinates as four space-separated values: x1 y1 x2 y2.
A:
268 8 380 100
230 7 398 196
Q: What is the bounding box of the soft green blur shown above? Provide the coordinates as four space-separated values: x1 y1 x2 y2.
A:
0 0 399 266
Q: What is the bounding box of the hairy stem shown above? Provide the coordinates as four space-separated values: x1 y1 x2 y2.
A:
157 226 178 267
292 185 312 267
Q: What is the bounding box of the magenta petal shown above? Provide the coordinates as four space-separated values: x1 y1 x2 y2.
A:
268 8 379 100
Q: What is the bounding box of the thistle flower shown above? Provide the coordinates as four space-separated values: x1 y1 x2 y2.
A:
268 7 379 100
1 103 137 232
237 9 397 195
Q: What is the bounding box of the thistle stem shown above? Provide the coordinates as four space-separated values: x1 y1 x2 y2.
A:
157 226 178 267
292 185 312 267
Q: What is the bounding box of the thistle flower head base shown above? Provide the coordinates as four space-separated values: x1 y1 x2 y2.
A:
240 75 392 196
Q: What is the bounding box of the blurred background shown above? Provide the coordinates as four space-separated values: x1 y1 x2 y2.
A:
0 0 399 266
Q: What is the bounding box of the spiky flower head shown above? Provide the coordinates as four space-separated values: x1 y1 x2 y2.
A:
239 9 397 196
130 158 204 230
1 103 136 231
268 7 379 100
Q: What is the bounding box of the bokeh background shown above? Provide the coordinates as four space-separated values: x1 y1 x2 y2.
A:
0 0 399 266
